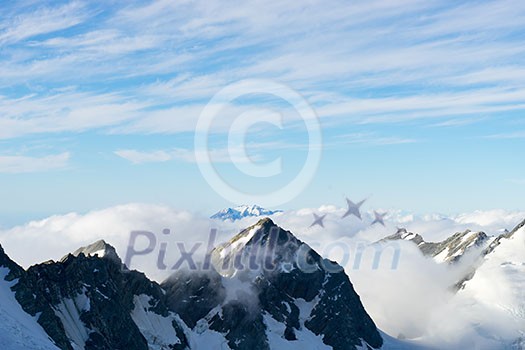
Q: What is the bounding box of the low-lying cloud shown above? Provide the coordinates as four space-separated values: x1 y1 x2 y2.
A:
0 203 523 349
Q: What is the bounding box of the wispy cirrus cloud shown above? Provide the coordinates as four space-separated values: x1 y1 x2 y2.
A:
333 132 417 146
484 130 525 139
1 0 525 133
427 117 486 128
1 0 525 216
0 2 88 45
0 90 146 139
114 146 271 165
0 152 70 173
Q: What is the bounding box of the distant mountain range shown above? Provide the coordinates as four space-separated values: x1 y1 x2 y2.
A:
458 219 525 349
377 218 525 347
379 228 490 264
211 205 283 221
0 218 382 350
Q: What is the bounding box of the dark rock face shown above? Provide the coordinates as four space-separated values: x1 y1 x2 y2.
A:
1 220 384 350
307 272 382 350
162 269 226 328
12 242 188 350
165 218 383 350
0 244 25 280
1 244 72 350
209 301 270 350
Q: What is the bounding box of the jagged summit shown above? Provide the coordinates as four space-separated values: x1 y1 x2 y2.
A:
227 217 289 244
211 205 282 221
459 217 525 344
381 229 425 246
380 228 489 264
511 217 525 232
65 239 121 264
483 217 525 256
163 218 384 350
1 220 384 350
0 243 25 281
256 216 275 225
211 217 307 278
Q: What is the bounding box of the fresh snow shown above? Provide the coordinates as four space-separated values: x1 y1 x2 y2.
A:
228 225 261 252
0 267 60 350
402 232 416 240
457 224 525 347
187 319 232 350
53 290 92 350
433 247 450 264
263 313 331 350
89 249 105 258
132 294 234 350
131 294 182 350
461 226 525 313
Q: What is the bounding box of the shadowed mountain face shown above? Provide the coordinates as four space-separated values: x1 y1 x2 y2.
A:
11 241 189 350
0 246 61 350
0 219 383 350
163 218 383 350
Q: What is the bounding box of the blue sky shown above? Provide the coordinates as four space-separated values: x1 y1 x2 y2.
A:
1 0 525 226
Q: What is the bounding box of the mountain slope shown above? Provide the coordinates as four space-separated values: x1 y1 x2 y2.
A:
380 228 490 264
12 241 189 350
458 219 525 346
0 220 384 350
164 218 383 350
0 245 60 350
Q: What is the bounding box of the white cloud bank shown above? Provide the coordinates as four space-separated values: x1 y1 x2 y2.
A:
0 203 523 349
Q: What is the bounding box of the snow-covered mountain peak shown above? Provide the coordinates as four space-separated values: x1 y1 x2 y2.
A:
483 217 525 256
458 218 525 346
164 219 384 350
210 205 282 221
381 229 425 246
476 217 525 263
380 228 490 264
227 217 289 246
1 218 385 350
211 218 306 278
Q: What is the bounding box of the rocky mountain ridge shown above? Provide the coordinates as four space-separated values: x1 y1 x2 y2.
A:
380 228 490 264
0 218 382 350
